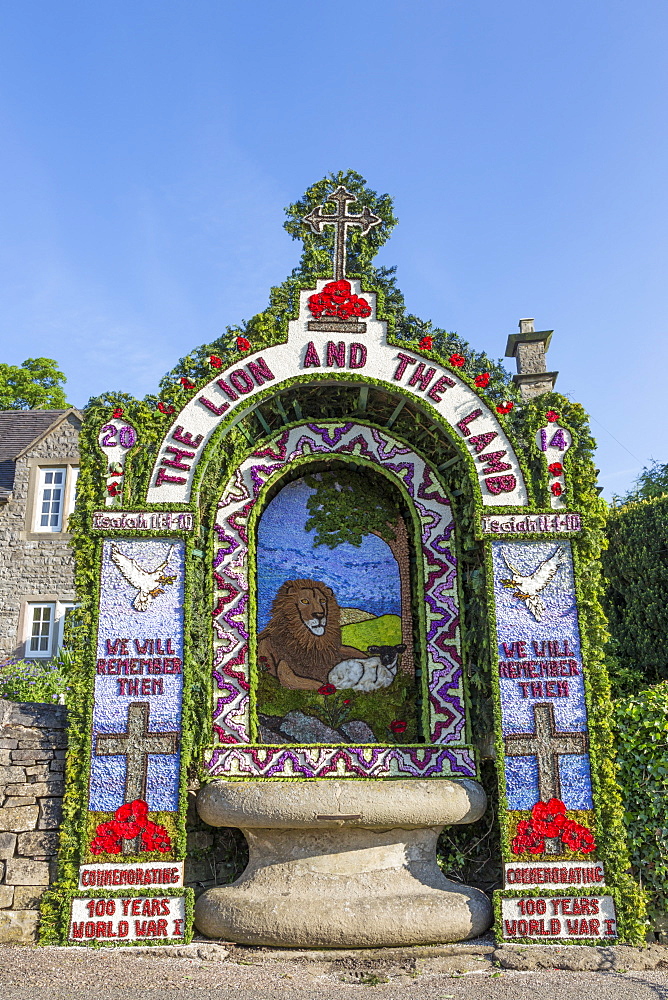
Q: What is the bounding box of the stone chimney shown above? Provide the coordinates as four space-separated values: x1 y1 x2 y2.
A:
505 318 558 400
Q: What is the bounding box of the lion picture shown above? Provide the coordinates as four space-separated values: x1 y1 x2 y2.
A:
258 579 367 690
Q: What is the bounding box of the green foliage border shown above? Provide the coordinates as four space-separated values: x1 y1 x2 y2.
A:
47 253 644 941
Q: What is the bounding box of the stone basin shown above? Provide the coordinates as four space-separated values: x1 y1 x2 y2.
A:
194 779 493 948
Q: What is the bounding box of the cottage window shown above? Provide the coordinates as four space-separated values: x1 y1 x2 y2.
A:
27 603 55 657
35 468 66 531
25 601 75 659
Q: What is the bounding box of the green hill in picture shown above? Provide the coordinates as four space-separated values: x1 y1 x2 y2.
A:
341 614 402 651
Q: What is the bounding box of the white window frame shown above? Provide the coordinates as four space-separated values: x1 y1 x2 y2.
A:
66 467 79 520
34 467 67 533
24 601 75 659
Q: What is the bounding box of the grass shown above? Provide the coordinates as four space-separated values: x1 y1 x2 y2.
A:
341 614 402 650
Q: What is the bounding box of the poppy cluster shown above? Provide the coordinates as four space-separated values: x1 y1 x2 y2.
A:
474 373 491 388
389 719 407 736
112 407 124 418
89 799 172 856
236 336 251 351
511 798 596 855
308 280 372 321
419 335 433 350
496 401 514 415
318 683 337 696
180 376 195 390
449 353 466 367
157 402 175 415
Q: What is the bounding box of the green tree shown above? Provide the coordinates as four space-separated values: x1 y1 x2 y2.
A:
304 468 414 674
614 460 668 505
0 358 68 410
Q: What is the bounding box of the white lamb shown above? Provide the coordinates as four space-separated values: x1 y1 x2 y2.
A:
328 644 407 693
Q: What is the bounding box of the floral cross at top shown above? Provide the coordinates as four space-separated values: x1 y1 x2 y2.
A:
303 186 382 281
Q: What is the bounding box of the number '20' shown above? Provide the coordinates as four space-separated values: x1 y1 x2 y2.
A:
100 424 137 449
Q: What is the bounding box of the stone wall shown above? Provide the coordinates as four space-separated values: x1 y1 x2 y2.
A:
0 697 247 944
0 698 65 943
0 413 79 659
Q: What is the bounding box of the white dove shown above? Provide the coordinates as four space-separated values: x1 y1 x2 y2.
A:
110 545 177 612
500 546 567 622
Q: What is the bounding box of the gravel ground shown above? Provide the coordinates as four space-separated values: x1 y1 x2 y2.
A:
2 943 668 1000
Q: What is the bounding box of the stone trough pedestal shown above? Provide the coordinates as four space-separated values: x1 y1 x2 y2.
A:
194 779 493 948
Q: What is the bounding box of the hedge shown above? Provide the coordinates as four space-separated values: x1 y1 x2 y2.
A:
603 495 668 695
614 682 668 926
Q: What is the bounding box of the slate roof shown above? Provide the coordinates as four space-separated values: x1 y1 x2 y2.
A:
0 409 82 495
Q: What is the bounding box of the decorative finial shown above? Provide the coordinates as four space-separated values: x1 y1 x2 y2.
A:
303 186 382 280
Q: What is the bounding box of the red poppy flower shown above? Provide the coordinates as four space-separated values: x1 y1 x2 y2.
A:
180 377 195 390
561 819 596 854
548 462 563 476
140 821 172 853
389 720 407 735
419 335 433 350
318 684 336 696
510 819 545 855
112 407 124 418
157 402 175 415
551 482 564 497
90 831 123 855
89 820 123 855
496 401 514 415
546 410 560 422
308 280 371 321
106 482 121 496
343 699 351 705
116 799 149 825
209 355 223 368
449 353 466 367
236 336 251 352
474 373 490 388
531 798 567 837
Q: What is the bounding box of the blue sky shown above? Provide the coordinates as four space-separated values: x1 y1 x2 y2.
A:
1 1 666 498
257 478 401 629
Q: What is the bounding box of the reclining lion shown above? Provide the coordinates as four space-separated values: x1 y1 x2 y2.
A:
258 579 366 690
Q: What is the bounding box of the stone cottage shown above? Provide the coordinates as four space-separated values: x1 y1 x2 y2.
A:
0 409 81 662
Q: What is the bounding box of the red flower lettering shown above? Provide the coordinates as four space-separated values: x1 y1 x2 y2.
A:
474 373 490 388
449 353 466 367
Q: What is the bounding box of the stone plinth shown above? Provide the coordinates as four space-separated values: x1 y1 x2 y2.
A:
194 779 492 948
